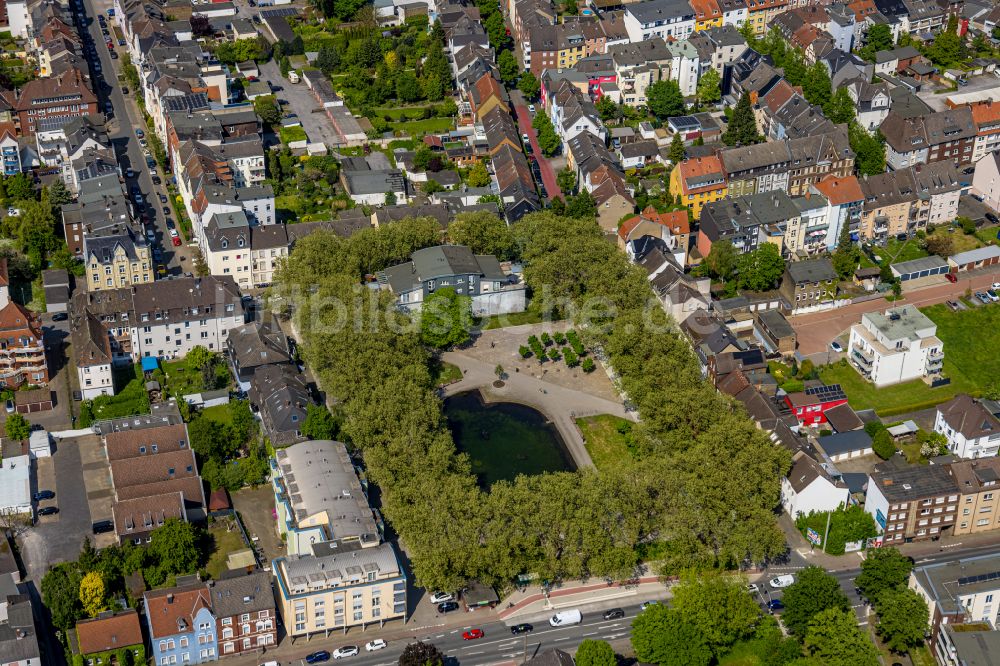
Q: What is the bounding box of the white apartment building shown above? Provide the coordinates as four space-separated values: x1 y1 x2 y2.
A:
935 394 1000 459
668 39 700 98
848 305 944 387
624 0 696 43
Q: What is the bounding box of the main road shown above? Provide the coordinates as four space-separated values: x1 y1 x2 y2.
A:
77 0 192 275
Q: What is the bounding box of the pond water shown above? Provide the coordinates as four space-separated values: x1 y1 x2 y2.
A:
444 390 573 488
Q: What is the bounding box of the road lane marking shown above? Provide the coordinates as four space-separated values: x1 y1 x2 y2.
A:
467 651 485 655
582 631 598 636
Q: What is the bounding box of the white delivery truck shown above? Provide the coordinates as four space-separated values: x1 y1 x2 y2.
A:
549 609 582 627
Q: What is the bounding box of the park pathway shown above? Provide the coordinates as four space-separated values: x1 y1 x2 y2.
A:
440 351 636 469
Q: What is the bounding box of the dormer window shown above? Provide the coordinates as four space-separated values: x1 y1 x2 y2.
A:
222 239 228 249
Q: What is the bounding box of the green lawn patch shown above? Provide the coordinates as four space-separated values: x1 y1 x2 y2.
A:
478 309 550 330
204 523 246 580
909 645 936 666
818 361 962 416
280 125 308 144
200 403 233 426
160 360 208 396
975 225 1000 247
576 414 633 471
390 117 454 135
879 237 930 265
432 361 463 387
930 228 983 255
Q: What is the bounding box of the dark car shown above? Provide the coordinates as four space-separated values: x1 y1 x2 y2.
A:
510 624 533 635
37 506 59 516
987 212 999 224
110 51 118 59
603 608 625 620
437 601 459 613
121 85 129 94
305 651 331 664
767 599 784 613
162 206 171 215
895 232 908 241
33 490 55 501
152 176 162 185
92 520 114 534
52 312 68 321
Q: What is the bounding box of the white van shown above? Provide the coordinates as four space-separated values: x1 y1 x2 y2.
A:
288 70 300 84
549 609 582 627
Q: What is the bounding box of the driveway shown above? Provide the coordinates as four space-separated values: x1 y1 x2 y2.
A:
19 437 95 581
261 59 342 149
510 90 562 201
917 74 1000 111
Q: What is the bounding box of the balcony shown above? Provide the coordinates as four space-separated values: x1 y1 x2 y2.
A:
852 346 874 367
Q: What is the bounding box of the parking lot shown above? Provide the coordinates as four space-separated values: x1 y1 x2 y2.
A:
19 436 97 581
259 59 342 149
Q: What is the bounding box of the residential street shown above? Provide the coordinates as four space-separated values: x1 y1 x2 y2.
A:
511 90 562 202
80 0 192 275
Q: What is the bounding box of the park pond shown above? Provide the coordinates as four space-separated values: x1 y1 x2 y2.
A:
444 390 573 487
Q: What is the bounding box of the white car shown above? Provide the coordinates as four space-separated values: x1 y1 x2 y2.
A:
640 601 659 610
332 646 359 659
528 104 536 113
429 592 454 604
769 575 795 589
169 228 180 239
365 640 387 652
829 340 843 353
747 584 759 594
993 282 1000 290
6 207 19 217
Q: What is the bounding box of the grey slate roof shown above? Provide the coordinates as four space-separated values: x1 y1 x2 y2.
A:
209 570 274 618
817 430 873 457
786 258 837 284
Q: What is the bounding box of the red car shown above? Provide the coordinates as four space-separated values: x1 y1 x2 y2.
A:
945 272 958 283
462 629 484 641
171 235 182 247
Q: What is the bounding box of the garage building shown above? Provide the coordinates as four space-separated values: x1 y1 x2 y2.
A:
947 245 1000 272
891 256 949 281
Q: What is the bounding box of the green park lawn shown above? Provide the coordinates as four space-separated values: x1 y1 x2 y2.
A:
432 361 463 387
877 236 929 265
576 414 631 471
819 302 1000 415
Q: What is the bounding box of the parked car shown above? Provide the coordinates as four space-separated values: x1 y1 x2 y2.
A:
305 651 331 664
747 584 760 594
945 272 958 283
135 128 144 138
767 599 785 613
110 51 118 59
977 292 992 304
52 312 68 321
37 506 59 516
121 85 129 94
987 212 999 224
4 399 13 413
769 575 795 588
92 520 114 534
159 193 168 203
640 601 659 610
171 235 182 247
165 218 175 230
429 592 453 604
152 175 162 185
162 206 171 216
988 290 999 302
829 341 843 353
125 168 135 178
947 300 960 312
364 640 386 652
437 601 459 613
603 608 625 620
528 104 535 113
509 624 533 635
157 264 167 277
33 491 55 501
462 629 484 641
332 646 359 659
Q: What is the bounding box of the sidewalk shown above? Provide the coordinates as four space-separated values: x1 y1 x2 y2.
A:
497 577 668 621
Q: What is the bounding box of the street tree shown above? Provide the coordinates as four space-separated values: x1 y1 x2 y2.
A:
876 586 929 652
780 565 851 639
803 61 832 110
630 604 712 666
399 641 444 666
557 168 577 193
518 71 541 100
420 287 472 349
856 547 914 600
498 50 519 84
804 608 879 666
671 574 761 656
574 639 616 666
826 87 856 124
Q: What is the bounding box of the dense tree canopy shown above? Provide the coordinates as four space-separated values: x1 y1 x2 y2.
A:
856 547 914 600
420 287 473 349
631 604 712 666
447 212 515 259
271 212 790 590
723 93 761 146
804 608 879 666
736 243 785 292
781 566 851 639
646 80 686 120
574 640 616 666
876 586 929 652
